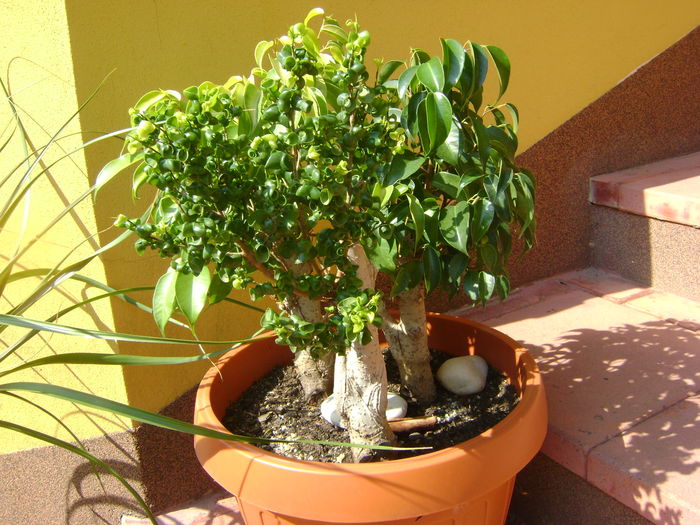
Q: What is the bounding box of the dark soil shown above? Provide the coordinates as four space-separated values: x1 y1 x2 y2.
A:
223 350 519 463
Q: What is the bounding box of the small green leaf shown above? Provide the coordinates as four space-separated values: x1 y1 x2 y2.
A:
378 60 404 85
254 40 273 68
471 199 495 243
441 39 465 90
132 90 180 112
486 45 511 101
385 155 426 186
497 275 511 299
472 116 490 167
153 268 178 335
131 162 148 200
390 260 423 297
416 57 445 92
423 246 442 294
439 202 469 254
304 7 325 25
408 195 425 252
397 65 418 99
479 243 498 269
175 267 211 325
478 271 496 301
208 274 233 305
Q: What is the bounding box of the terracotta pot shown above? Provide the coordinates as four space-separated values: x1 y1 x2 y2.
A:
194 313 547 525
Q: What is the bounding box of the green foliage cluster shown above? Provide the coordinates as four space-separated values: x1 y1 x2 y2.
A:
114 8 536 358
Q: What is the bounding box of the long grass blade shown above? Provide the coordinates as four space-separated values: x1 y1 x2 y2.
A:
0 383 422 451
0 419 156 524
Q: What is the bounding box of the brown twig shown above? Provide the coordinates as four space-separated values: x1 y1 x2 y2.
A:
388 415 437 433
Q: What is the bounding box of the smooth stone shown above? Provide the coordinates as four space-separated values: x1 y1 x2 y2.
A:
436 355 489 395
320 393 408 429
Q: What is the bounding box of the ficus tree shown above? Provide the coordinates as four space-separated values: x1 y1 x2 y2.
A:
110 8 536 461
364 39 536 406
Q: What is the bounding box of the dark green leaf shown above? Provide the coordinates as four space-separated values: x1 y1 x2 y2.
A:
423 205 440 243
416 57 445 92
472 116 490 167
448 253 469 283
497 275 510 300
471 198 495 243
486 125 516 161
439 201 469 254
479 243 498 269
408 195 425 252
423 247 442 294
431 171 462 199
208 274 233 305
441 39 465 90
463 270 480 301
385 155 426 186
402 92 426 139
417 92 452 152
378 60 405 85
486 45 511 101
469 42 489 93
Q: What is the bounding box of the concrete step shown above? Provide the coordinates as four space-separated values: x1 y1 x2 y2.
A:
124 268 699 524
588 152 700 302
452 267 699 524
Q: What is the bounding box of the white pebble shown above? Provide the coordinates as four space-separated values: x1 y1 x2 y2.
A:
436 355 489 395
321 393 408 429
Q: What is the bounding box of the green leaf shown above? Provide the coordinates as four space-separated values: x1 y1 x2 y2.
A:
385 155 426 186
479 243 498 270
378 60 404 85
436 118 465 166
94 153 143 197
133 89 180 112
131 161 148 200
402 92 426 139
431 171 462 199
417 92 452 153
448 252 469 283
254 40 273 68
397 65 418 99
208 275 233 305
478 271 496 301
364 236 397 273
176 267 211 325
390 260 423 297
422 246 442 294
416 57 445 92
439 201 469 254
486 45 511 101
468 42 489 93
486 125 516 161
407 195 425 252
304 7 325 25
441 39 465 90
472 116 490 167
471 198 495 243
497 275 511 299
504 103 520 133
463 270 480 301
153 268 178 335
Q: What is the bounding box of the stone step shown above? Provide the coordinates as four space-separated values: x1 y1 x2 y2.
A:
588 152 700 302
452 267 699 524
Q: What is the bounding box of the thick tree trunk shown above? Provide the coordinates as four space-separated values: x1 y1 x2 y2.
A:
380 286 436 404
281 259 333 401
334 245 395 462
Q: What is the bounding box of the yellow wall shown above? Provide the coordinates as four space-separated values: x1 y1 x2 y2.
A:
1 0 697 453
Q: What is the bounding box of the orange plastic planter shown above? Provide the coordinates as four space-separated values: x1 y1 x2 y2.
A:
194 313 547 525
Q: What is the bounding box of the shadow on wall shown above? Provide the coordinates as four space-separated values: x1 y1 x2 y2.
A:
530 320 698 525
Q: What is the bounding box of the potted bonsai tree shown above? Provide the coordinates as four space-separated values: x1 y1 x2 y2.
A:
111 9 545 524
